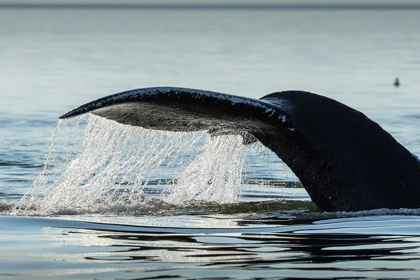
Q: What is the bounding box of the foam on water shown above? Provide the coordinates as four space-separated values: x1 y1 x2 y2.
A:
12 115 248 215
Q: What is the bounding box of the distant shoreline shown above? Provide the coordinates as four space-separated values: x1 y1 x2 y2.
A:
1 3 420 10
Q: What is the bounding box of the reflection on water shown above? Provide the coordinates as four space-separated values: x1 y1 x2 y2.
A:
2 214 420 279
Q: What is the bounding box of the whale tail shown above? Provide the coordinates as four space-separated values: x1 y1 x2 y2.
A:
61 87 420 211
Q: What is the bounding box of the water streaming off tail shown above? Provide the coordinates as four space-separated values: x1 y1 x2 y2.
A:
164 132 246 203
13 115 248 215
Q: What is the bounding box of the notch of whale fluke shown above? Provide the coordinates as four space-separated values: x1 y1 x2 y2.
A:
60 87 420 212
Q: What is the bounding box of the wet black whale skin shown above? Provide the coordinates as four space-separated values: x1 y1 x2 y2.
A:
61 87 420 211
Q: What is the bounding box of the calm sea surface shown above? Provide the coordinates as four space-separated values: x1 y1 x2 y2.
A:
1 4 420 279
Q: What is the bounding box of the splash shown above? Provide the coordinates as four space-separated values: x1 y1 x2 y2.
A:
165 132 246 203
13 115 248 215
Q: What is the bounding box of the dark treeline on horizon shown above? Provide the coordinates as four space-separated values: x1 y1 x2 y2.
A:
1 3 420 10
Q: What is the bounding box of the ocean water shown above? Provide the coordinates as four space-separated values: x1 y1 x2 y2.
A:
1 3 420 279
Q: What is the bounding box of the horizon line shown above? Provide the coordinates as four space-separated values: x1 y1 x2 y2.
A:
1 3 420 10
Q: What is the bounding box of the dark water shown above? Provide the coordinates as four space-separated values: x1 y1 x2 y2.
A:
1 2 420 279
3 213 420 279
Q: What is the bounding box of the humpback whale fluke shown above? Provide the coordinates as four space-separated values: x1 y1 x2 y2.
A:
60 87 420 211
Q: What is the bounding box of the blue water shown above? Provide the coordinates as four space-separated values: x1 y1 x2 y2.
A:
1 3 420 279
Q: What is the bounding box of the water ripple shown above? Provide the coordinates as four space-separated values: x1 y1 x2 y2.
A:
2 215 420 279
